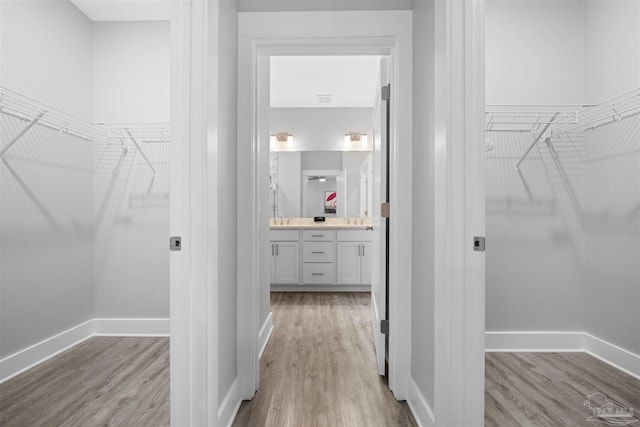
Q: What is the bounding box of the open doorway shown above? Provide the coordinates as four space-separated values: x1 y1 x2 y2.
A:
236 10 414 422
0 3 171 425
234 53 413 425
484 1 640 425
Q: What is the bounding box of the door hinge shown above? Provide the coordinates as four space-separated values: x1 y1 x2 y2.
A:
382 84 391 101
381 319 389 335
381 202 390 218
381 84 391 101
170 236 182 251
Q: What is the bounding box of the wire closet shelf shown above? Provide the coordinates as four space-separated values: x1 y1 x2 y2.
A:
485 88 640 170
0 85 167 175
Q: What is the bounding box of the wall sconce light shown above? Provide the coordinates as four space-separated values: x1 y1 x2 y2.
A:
345 132 368 146
270 132 293 147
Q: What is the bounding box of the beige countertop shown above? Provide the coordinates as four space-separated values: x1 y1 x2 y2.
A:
270 217 372 230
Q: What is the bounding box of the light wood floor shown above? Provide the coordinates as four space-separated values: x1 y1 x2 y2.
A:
233 292 418 427
2 305 639 427
0 337 169 427
485 352 640 426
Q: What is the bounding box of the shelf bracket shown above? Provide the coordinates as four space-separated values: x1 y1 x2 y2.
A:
126 129 157 175
514 112 558 171
0 111 46 157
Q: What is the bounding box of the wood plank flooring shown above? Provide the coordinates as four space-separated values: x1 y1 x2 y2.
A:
2 304 639 427
0 337 169 427
485 352 640 427
233 292 418 427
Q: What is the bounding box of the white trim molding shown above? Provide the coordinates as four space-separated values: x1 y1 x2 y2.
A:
237 10 414 402
258 312 273 360
219 377 242 427
432 0 486 424
93 318 170 337
486 331 640 380
407 377 436 427
270 285 370 292
485 331 584 352
584 333 640 380
0 320 94 384
0 318 170 384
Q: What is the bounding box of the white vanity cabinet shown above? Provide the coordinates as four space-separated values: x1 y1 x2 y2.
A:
270 230 300 285
302 230 336 285
336 230 372 285
269 227 372 289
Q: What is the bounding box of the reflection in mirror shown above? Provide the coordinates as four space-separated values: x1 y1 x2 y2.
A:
269 150 372 219
303 170 344 217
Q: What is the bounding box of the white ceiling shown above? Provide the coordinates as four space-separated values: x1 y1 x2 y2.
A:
70 0 170 22
270 56 381 108
239 0 412 12
71 0 411 21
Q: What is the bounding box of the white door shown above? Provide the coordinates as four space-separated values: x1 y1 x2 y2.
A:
337 242 362 285
370 58 389 376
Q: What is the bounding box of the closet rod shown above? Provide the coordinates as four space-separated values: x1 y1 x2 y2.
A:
0 85 112 145
0 108 103 144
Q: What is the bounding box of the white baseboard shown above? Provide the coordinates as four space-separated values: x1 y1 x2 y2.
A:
93 318 170 337
370 295 385 376
0 320 94 384
485 331 584 352
486 331 640 379
407 377 435 427
219 376 241 427
271 284 371 292
1 317 170 383
584 333 640 380
258 312 273 360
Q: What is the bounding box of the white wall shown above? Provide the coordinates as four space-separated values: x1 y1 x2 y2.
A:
92 21 170 123
92 21 170 319
584 0 640 103
485 0 586 334
486 0 640 361
0 0 93 119
270 108 372 151
584 0 640 355
485 0 585 105
0 0 93 358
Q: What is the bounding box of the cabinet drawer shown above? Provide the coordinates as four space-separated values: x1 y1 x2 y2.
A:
303 241 334 263
302 263 335 284
337 229 372 242
270 230 300 241
302 230 335 242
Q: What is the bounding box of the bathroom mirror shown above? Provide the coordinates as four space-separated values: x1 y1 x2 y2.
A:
270 150 372 218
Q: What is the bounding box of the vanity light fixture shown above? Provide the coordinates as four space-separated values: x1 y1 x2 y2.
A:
345 132 368 147
270 132 293 147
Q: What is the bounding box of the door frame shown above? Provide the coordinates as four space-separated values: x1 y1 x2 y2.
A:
430 0 486 425
237 10 413 400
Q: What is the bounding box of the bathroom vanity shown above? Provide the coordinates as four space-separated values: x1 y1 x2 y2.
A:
270 218 373 291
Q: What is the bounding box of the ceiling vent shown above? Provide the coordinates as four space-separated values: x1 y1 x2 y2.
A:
317 94 334 104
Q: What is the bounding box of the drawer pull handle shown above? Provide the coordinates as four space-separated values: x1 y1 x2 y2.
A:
311 234 324 237
311 251 325 254
312 273 324 276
